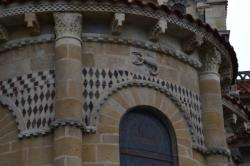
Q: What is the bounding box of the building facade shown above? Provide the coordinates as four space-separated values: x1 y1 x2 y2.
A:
0 0 241 166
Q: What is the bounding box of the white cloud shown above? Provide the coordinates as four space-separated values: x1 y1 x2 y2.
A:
227 0 250 71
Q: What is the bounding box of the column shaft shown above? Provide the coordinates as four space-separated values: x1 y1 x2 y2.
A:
53 13 83 166
199 48 229 166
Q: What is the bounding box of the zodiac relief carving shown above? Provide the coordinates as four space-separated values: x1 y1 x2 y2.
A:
132 52 159 76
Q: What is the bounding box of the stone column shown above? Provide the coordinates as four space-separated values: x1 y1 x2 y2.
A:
53 13 83 166
199 48 230 166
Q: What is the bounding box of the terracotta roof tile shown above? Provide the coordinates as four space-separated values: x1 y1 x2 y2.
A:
224 95 250 117
227 131 250 145
237 80 250 95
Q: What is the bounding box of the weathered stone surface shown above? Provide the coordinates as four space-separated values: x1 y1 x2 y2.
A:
97 144 119 162
55 98 82 120
55 59 82 81
56 43 82 61
28 146 53 166
200 79 221 94
179 156 200 166
54 137 82 158
82 144 97 162
102 134 119 144
55 80 82 99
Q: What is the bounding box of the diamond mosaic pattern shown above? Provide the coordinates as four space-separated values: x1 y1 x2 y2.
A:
82 67 204 147
0 71 55 137
0 68 204 148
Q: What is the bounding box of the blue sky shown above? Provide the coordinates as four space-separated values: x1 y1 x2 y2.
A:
227 0 250 71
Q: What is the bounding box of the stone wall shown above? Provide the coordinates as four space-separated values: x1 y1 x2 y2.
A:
0 43 54 81
0 106 53 166
0 43 54 166
83 42 200 93
0 40 205 165
0 1 235 165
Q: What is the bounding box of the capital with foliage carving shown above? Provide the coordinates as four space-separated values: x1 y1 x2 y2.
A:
200 47 221 74
53 12 82 41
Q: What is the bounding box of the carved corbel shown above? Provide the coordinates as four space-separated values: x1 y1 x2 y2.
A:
149 19 168 42
157 0 167 5
24 13 40 35
111 13 125 36
0 24 8 43
127 0 166 5
182 34 204 54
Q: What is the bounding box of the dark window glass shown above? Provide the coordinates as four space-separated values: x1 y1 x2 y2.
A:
120 108 175 166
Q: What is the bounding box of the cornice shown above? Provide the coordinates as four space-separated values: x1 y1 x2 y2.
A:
0 34 55 52
0 0 237 82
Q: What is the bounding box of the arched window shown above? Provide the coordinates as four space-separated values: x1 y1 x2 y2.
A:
120 106 177 166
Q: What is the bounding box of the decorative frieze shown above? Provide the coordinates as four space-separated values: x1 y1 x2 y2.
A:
53 12 82 41
150 19 168 42
0 24 8 43
111 13 125 35
24 13 40 35
0 34 54 53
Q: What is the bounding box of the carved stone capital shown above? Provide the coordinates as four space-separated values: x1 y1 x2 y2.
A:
182 34 204 54
53 12 82 41
111 13 125 36
24 13 40 35
0 25 8 43
150 19 168 42
200 47 221 74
